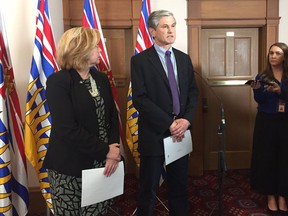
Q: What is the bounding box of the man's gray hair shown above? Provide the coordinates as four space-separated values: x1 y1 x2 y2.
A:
148 10 175 29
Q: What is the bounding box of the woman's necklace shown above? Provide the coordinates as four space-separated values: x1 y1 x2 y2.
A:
89 75 99 97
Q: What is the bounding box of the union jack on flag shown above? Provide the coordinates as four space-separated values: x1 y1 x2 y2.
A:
126 0 153 165
0 4 29 215
24 0 59 212
82 0 123 148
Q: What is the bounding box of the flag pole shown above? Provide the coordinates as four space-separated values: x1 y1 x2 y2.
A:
46 206 51 216
131 195 169 216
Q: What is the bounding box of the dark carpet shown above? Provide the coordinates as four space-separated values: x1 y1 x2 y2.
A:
107 169 276 216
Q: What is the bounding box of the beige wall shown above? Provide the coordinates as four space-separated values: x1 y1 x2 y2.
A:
2 0 63 117
279 0 288 43
1 0 287 187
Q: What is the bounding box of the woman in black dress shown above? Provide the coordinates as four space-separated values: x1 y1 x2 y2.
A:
250 42 288 215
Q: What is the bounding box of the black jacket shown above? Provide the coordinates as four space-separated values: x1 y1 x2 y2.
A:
43 68 119 177
131 45 199 156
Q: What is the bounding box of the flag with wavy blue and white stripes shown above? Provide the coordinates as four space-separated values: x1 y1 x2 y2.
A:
0 4 29 215
82 0 123 150
24 0 59 212
126 0 153 165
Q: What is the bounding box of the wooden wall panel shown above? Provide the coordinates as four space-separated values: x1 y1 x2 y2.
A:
27 188 48 215
201 0 266 19
63 0 135 29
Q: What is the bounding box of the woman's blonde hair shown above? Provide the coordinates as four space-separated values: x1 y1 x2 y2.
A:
56 27 100 71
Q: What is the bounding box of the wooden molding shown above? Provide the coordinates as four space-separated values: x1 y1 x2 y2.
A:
28 187 48 215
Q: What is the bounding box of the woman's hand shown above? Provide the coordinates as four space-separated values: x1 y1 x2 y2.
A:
266 82 281 94
104 143 121 177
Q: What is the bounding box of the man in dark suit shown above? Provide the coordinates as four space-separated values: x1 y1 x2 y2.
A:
131 10 199 216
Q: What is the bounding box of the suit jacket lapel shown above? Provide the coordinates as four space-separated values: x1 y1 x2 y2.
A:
147 46 170 87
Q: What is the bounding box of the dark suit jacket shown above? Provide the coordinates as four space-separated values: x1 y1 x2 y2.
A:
43 68 119 177
131 45 199 157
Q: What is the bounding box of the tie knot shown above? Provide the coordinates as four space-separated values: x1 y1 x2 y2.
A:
165 51 171 57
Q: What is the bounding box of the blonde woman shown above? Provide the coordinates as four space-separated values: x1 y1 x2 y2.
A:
43 27 121 215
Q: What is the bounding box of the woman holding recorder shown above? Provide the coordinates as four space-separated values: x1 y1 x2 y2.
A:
250 42 288 215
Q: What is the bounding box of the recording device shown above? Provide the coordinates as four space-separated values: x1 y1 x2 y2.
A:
245 79 274 86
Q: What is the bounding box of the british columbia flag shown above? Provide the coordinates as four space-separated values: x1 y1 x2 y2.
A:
0 3 29 215
126 0 153 165
24 0 59 212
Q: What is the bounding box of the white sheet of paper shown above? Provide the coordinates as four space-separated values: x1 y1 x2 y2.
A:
81 161 124 207
163 130 193 165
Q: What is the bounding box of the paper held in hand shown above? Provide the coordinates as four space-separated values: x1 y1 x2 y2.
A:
81 161 124 207
163 130 193 165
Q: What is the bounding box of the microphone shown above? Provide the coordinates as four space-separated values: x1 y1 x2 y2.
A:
220 103 225 129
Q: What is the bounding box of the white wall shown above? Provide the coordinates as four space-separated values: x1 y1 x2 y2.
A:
1 0 287 187
279 0 288 44
2 0 63 117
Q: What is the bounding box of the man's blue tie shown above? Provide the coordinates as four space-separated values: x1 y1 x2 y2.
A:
165 50 180 115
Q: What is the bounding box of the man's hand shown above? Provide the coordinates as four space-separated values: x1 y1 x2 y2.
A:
169 118 190 142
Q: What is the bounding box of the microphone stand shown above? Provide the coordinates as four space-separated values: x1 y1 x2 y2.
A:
193 71 227 216
217 103 227 216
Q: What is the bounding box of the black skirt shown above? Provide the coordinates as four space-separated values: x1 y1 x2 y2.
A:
250 112 288 196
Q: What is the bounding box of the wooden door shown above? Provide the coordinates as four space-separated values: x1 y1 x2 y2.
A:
201 28 258 170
